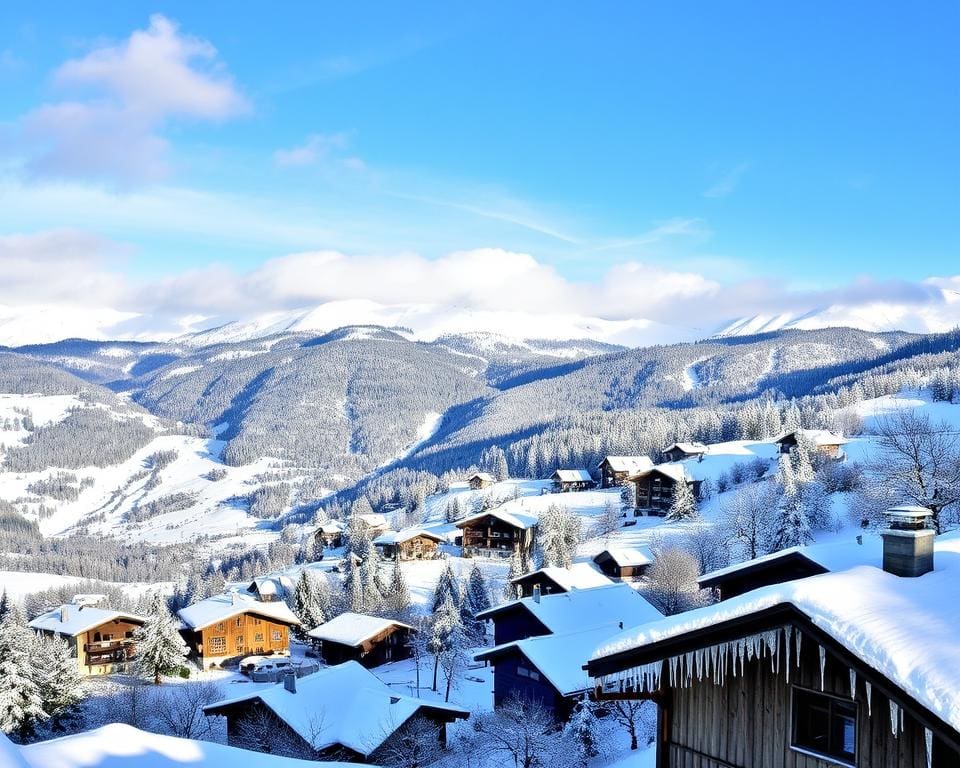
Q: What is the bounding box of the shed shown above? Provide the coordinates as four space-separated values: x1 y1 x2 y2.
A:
307 612 413 668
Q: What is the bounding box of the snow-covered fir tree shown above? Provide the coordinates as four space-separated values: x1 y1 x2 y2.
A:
0 606 46 741
292 570 327 638
32 633 81 730
382 560 412 618
535 504 581 568
565 700 601 766
769 454 813 551
134 592 189 684
666 477 698 521
461 562 490 643
504 547 524 601
432 561 461 612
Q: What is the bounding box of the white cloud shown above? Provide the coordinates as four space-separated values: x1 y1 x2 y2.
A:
273 132 365 170
18 15 247 184
703 162 750 199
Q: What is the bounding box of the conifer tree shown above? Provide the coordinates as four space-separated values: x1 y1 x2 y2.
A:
292 571 326 639
432 561 461 612
535 504 582 568
665 478 698 522
504 547 524 601
134 593 189 684
462 563 491 643
32 634 81 730
0 589 8 621
0 606 46 741
383 560 412 618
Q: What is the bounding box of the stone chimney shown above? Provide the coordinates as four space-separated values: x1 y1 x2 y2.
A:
282 672 297 694
532 584 541 603
60 605 69 623
881 506 935 577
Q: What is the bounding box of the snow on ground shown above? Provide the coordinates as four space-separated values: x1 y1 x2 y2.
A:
160 365 203 380
381 411 443 469
0 394 83 445
0 571 172 602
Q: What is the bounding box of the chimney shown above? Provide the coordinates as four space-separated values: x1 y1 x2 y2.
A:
282 672 297 694
60 605 69 623
881 506 935 577
532 584 541 603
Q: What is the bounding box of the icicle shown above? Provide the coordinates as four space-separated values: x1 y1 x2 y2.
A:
865 681 872 716
889 700 900 737
784 626 792 683
849 669 856 700
795 626 802 665
738 639 746 677
818 645 826 691
925 728 933 768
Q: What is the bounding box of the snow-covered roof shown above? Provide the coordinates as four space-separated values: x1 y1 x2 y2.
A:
552 469 593 483
510 563 612 592
699 535 883 586
477 623 625 696
662 442 708 455
478 582 663 634
455 507 538 531
598 456 654 473
373 528 445 546
19 723 360 768
595 546 655 568
355 513 388 528
773 428 847 446
318 520 344 533
28 605 145 638
469 472 495 482
592 532 960 734
204 662 467 757
628 462 690 484
307 612 413 647
177 592 299 631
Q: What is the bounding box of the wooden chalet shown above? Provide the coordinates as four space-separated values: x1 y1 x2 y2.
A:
314 520 345 548
29 604 145 676
587 511 960 768
593 546 654 580
509 562 611 598
177 591 299 669
700 549 831 600
455 508 537 559
204 661 469 763
247 574 295 602
373 528 444 561
551 468 594 492
597 456 654 488
774 429 847 458
468 471 495 490
628 464 702 515
661 442 708 463
353 513 389 537
307 612 413 668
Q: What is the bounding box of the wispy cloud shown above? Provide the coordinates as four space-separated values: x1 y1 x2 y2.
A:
703 162 751 199
273 132 365 171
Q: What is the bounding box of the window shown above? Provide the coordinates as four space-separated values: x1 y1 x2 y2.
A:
271 630 283 642
216 622 225 632
208 636 226 655
255 633 264 642
792 687 857 765
235 617 243 627
516 666 541 681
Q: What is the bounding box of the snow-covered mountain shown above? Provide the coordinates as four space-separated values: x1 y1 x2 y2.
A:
716 290 960 338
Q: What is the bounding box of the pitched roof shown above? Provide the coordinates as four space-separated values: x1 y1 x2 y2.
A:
477 623 626 696
598 456 654 473
19 723 359 768
773 428 847 446
510 563 612 592
318 520 345 533
662 442 708 454
204 662 467 757
455 507 538 531
477 582 663 635
307 612 413 647
28 605 145 638
355 513 388 528
628 462 690 484
177 591 299 631
594 546 655 568
469 472 495 482
591 532 960 735
373 528 445 546
552 469 593 483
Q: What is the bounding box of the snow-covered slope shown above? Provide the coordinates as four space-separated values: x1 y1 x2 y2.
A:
0 304 140 347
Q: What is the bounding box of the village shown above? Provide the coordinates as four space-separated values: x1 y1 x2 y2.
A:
3 391 959 768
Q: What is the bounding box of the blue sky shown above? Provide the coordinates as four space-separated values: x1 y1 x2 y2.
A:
0 2 957 337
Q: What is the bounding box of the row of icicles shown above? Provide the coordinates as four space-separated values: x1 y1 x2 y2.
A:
598 623 935 768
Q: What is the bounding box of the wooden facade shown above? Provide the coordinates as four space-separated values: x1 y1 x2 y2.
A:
183 613 292 669
469 472 495 490
588 611 960 768
374 531 442 561
478 646 576 721
30 608 146 677
699 551 829 601
551 470 594 493
775 431 845 459
510 571 570 598
598 459 636 489
593 550 651 580
457 514 535 559
314 523 344 548
631 470 702 515
661 444 707 463
317 626 410 668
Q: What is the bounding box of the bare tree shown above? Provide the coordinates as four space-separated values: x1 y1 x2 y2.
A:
609 699 657 751
641 547 703 615
720 483 778 560
469 693 575 768
371 714 445 768
232 707 326 760
873 410 960 533
406 616 433 698
155 680 223 739
105 677 150 729
681 523 730 575
590 499 622 542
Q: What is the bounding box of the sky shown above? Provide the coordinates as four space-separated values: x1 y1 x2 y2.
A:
0 2 957 341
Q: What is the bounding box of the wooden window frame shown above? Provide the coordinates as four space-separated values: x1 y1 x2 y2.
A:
790 685 858 767
208 636 227 655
